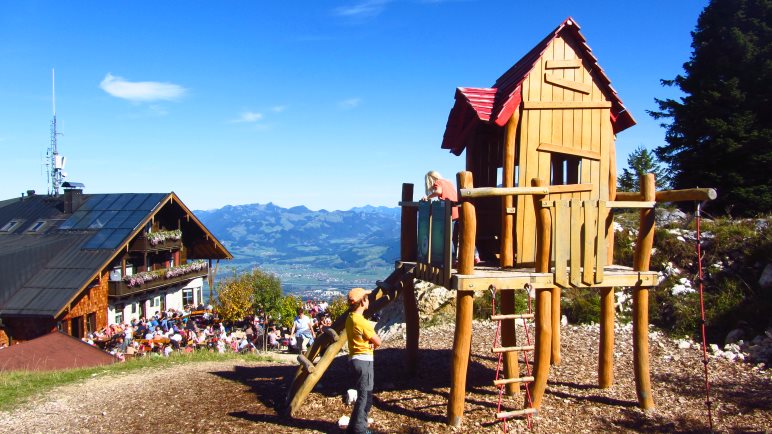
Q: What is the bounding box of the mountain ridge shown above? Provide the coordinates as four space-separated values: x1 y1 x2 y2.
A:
195 202 401 286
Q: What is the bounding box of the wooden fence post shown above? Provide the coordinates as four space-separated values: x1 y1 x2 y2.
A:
448 171 476 427
633 173 656 410
528 178 552 409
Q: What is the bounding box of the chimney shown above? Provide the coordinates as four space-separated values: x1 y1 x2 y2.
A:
64 188 84 214
26 190 35 197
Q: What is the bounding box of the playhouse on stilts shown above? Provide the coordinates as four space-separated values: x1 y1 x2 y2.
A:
283 17 716 427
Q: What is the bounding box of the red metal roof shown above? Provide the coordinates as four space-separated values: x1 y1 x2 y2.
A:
441 17 636 156
0 331 118 372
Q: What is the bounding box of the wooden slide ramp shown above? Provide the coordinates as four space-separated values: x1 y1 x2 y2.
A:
284 264 413 416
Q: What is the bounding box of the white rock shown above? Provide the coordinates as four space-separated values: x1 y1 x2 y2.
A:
677 340 691 350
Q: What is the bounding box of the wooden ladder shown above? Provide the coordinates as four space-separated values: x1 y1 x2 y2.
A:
490 286 537 428
284 264 413 416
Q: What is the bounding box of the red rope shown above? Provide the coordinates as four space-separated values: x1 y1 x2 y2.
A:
695 203 714 430
491 285 536 432
491 289 507 433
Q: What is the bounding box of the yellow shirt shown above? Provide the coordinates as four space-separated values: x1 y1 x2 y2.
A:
346 312 375 358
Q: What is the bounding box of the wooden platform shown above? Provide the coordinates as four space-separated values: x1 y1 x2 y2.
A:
401 261 658 292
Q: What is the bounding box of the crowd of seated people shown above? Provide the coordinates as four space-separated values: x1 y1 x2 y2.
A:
82 299 339 361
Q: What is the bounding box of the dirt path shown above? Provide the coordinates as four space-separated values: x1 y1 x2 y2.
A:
1 322 770 433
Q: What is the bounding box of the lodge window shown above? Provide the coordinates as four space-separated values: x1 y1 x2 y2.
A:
160 294 166 311
550 154 581 185
131 303 137 314
183 288 194 306
0 220 21 232
86 313 97 334
71 316 83 338
115 310 124 325
26 220 46 232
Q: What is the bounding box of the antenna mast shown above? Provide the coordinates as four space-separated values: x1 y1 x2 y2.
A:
48 68 65 195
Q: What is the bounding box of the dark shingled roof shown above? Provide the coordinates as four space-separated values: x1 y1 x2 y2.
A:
0 192 231 319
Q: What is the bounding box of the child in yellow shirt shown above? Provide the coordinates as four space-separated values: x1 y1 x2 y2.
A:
345 287 381 433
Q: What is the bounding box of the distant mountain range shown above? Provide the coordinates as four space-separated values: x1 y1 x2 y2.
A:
195 203 402 283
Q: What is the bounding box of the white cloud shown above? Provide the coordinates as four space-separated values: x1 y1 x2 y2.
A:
99 73 187 102
271 105 287 113
231 111 264 123
339 98 362 109
334 0 390 18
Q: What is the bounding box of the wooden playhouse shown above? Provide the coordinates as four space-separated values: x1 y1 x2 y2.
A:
284 17 715 428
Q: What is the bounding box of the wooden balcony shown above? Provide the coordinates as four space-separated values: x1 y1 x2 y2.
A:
128 235 182 253
108 268 207 298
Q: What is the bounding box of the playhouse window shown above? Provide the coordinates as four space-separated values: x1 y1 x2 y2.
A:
550 154 581 185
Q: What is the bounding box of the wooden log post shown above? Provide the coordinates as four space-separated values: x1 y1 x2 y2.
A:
500 113 519 394
448 171 477 427
500 110 518 268
401 183 419 375
633 174 656 410
598 287 614 388
551 285 561 366
527 178 552 409
401 183 418 262
402 275 419 376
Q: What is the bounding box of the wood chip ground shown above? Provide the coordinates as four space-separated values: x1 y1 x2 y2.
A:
1 321 770 433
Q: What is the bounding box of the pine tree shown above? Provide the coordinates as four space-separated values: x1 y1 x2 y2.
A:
618 145 672 192
649 0 771 216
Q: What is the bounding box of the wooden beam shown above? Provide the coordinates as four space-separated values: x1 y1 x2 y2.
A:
460 186 549 198
615 188 717 203
453 274 554 291
607 201 656 209
547 184 593 194
523 101 612 109
538 142 601 160
545 59 581 69
544 73 592 94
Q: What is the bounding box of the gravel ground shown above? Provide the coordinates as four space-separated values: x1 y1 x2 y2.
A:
1 321 770 433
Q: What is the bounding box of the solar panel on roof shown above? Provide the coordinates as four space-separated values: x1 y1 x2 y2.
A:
59 210 89 229
58 193 167 250
104 210 133 229
82 228 114 249
78 194 107 211
109 194 133 210
89 210 117 229
123 210 148 231
94 194 120 210
139 194 164 211
125 194 149 209
99 228 132 249
73 210 104 229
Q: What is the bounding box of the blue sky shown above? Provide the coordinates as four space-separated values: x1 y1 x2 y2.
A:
0 1 708 211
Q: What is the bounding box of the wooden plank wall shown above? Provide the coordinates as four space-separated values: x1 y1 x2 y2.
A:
515 35 616 266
